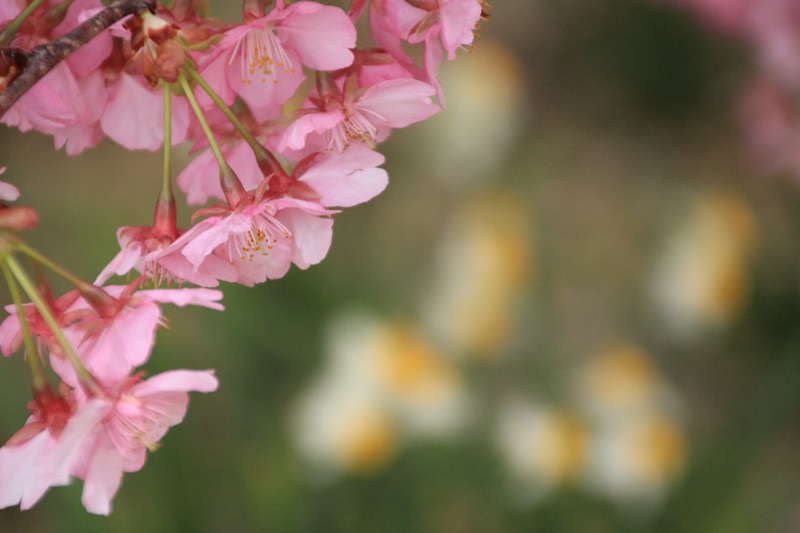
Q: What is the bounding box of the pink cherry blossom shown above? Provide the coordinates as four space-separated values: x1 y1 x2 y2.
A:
196 0 356 116
279 76 439 152
370 0 484 59
1 61 107 149
0 290 80 360
366 0 485 100
68 369 219 515
169 197 334 286
0 390 111 512
51 285 223 386
0 0 112 154
294 144 389 208
0 286 223 386
165 143 389 286
0 370 218 515
96 224 239 287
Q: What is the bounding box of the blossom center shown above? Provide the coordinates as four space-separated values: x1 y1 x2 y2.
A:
107 396 169 460
234 26 295 85
225 209 293 263
329 105 387 151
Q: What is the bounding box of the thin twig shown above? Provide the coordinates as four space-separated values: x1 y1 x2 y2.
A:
0 0 156 118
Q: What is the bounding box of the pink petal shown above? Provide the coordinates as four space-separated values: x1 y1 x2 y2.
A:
0 2 21 21
94 238 147 285
358 78 439 129
424 35 446 104
0 181 20 202
66 28 112 78
280 2 356 70
371 0 426 41
131 369 219 396
180 215 253 268
101 74 189 151
154 248 238 287
0 313 22 356
76 303 161 382
233 237 294 286
2 64 92 133
279 109 345 151
0 431 53 510
178 141 262 206
439 0 483 58
177 148 225 205
80 432 125 515
137 288 225 310
279 209 333 268
299 146 388 207
0 399 110 511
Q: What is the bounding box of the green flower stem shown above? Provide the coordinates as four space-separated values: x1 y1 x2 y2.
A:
43 0 76 29
16 242 86 289
17 242 120 317
0 0 47 47
155 86 177 237
183 64 284 176
162 86 173 201
4 254 102 395
178 71 248 207
0 259 46 390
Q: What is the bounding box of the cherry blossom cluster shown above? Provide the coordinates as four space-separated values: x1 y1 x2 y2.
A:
668 0 800 177
0 0 488 515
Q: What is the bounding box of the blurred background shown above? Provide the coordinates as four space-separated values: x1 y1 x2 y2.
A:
3 0 800 531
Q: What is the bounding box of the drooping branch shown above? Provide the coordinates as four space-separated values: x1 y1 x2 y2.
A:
0 0 156 118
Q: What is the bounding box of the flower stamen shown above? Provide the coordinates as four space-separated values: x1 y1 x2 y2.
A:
232 26 296 86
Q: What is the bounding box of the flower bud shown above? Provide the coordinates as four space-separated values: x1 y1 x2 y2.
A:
0 205 39 232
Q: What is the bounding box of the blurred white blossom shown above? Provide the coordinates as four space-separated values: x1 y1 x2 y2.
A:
651 191 757 337
422 192 534 358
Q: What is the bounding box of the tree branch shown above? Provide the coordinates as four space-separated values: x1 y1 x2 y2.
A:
0 0 156 118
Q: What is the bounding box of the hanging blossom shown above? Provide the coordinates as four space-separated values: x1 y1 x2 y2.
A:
0 388 108 512
369 0 486 59
0 0 111 154
98 6 223 151
0 1 225 153
0 0 487 516
0 369 218 515
278 71 440 153
195 0 357 118
365 0 489 98
0 285 224 385
157 144 388 287
95 219 239 287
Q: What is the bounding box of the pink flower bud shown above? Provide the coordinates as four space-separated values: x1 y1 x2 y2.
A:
0 205 39 232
